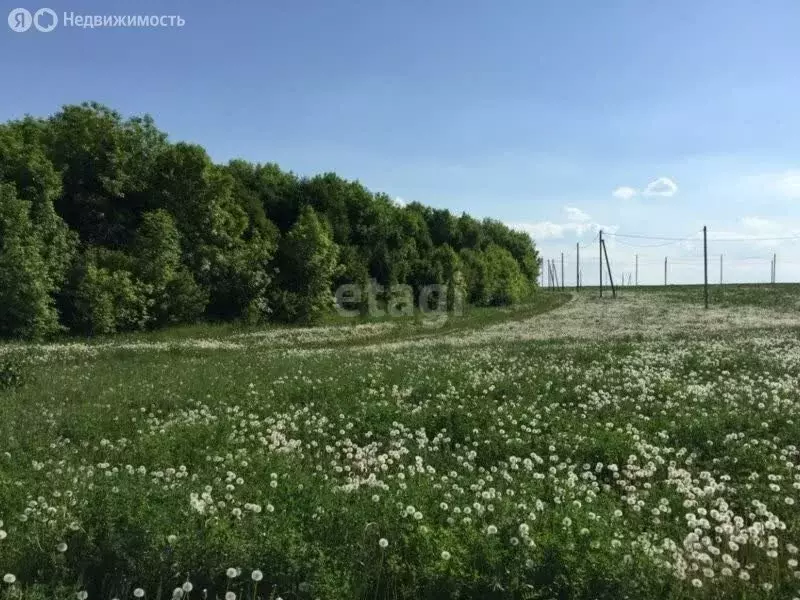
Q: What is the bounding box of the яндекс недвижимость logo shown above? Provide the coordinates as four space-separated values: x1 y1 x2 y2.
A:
7 8 185 32
7 7 57 32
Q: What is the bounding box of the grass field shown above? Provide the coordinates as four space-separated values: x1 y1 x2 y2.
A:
1 288 800 599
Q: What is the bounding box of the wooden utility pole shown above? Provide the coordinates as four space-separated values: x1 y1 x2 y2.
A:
539 257 544 288
664 257 668 286
773 253 777 284
599 230 603 297
546 260 551 289
552 259 559 289
703 225 708 309
601 239 616 298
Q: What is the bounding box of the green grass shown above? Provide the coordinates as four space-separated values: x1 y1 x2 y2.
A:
576 282 800 311
1 288 800 600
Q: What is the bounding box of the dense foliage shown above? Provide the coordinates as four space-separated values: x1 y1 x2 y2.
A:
0 103 540 339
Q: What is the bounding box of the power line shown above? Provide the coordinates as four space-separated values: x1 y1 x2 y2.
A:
604 232 700 242
708 235 800 242
613 238 691 249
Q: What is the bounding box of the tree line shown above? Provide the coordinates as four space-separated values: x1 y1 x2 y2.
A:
0 102 541 339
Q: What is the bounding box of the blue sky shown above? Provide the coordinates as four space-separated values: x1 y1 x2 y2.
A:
2 0 800 284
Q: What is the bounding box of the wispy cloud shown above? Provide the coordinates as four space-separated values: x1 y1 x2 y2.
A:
508 206 611 241
612 186 637 200
612 177 678 200
643 177 678 197
564 206 591 222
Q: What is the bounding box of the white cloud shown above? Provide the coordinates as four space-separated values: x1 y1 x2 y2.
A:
612 186 638 200
508 207 605 241
564 206 591 222
393 196 407 206
643 177 678 197
510 221 570 240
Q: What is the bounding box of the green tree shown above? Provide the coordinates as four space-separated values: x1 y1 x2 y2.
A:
0 184 61 338
483 244 529 306
273 206 339 323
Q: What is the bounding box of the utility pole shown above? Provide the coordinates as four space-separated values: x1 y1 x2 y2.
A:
635 254 638 287
539 257 544 288
703 225 708 309
601 239 616 298
664 257 668 286
773 253 777 284
561 252 565 291
546 260 551 289
552 259 559 289
599 230 603 297
576 243 580 291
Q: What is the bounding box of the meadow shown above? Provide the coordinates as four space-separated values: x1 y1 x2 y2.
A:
1 287 800 599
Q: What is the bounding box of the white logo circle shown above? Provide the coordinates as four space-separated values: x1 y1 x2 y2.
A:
8 8 32 32
33 7 57 32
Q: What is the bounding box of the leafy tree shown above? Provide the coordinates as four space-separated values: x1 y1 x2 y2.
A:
132 209 207 326
483 244 530 306
62 248 151 335
0 184 61 339
45 102 168 247
0 121 77 290
273 206 339 323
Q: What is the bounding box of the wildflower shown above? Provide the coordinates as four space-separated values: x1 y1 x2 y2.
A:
134 589 145 598
172 588 183 599
77 592 89 600
378 538 389 548
225 593 236 600
167 535 177 545
691 579 702 588
441 551 451 560
487 525 498 535
0 530 6 540
3 574 16 584
226 567 238 578
182 582 194 593
57 542 68 552
251 570 263 582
